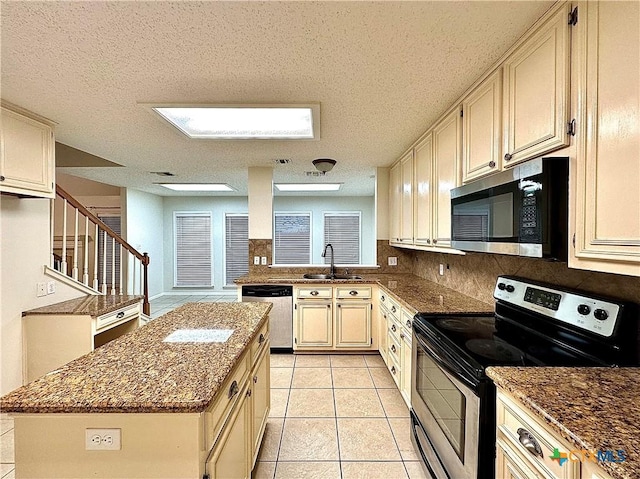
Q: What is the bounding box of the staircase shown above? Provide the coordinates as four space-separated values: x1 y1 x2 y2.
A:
51 185 150 315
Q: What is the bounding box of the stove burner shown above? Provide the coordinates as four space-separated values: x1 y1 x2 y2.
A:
436 319 474 332
466 339 526 363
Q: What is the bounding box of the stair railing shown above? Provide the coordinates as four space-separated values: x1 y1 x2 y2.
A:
53 185 150 315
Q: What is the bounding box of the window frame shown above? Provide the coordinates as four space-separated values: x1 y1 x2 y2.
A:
173 211 213 288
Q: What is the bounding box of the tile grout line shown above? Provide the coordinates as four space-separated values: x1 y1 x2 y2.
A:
329 356 344 479
272 354 296 478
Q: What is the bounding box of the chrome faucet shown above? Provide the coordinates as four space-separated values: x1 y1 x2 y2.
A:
321 243 336 278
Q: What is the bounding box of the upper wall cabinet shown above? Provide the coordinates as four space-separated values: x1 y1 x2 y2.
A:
0 102 55 199
413 133 432 247
571 1 640 277
502 3 572 167
462 68 502 183
389 151 414 245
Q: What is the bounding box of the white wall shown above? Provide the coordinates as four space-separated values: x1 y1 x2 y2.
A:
0 197 85 395
162 196 249 292
122 189 164 299
273 196 376 265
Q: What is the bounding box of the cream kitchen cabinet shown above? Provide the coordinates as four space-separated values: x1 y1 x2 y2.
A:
0 101 55 198
389 161 402 245
502 2 572 167
413 133 433 246
294 285 373 351
389 151 414 245
570 0 640 277
462 68 503 182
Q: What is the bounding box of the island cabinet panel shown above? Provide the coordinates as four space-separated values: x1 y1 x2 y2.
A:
250 346 270 465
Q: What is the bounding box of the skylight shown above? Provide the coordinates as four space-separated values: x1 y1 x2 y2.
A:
275 183 342 192
150 105 319 139
159 184 234 192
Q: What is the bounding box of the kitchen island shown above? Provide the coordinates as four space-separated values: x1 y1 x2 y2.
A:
1 302 272 478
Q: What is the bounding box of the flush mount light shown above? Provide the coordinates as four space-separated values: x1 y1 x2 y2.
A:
147 104 320 139
274 183 342 192
312 158 336 174
159 184 235 192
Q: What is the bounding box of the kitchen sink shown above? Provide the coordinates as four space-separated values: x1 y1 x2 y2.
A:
302 273 362 280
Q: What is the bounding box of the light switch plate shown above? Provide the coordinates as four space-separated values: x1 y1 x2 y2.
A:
253 256 260 265
47 281 55 294
36 282 47 297
439 264 444 276
261 256 267 265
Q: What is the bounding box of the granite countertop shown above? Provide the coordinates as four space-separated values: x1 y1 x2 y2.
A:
236 273 494 315
23 295 143 317
486 367 640 479
2 302 271 414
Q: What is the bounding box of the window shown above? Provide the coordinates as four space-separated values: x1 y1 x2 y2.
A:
174 212 212 287
324 212 361 264
225 214 249 286
274 213 311 264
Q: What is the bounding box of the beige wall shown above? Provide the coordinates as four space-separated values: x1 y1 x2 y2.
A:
0 197 84 395
248 167 273 239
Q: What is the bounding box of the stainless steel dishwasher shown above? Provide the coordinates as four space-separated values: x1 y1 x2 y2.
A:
241 285 293 352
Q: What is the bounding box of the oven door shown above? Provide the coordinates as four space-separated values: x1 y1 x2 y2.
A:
411 327 481 479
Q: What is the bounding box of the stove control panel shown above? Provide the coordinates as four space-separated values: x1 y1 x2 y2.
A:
494 276 620 337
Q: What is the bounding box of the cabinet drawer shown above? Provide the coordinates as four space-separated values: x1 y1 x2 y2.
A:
388 316 402 342
297 287 333 299
401 309 415 334
387 332 401 363
335 286 372 299
205 352 250 450
95 303 140 332
387 296 401 319
387 354 401 388
379 290 390 311
497 391 580 478
251 321 269 363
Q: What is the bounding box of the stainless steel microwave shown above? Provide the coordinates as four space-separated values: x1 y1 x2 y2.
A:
450 157 569 259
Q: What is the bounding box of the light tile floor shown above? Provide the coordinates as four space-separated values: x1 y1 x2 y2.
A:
254 353 429 479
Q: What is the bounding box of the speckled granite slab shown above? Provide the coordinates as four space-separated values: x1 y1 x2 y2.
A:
22 294 143 317
236 273 494 315
2 302 271 414
486 367 640 479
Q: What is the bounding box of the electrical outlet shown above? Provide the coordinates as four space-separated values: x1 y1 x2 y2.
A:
36 282 46 297
388 256 398 266
47 281 55 294
253 256 260 265
439 264 444 276
85 428 121 450
261 256 267 265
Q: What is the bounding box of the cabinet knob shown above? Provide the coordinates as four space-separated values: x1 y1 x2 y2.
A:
0 176 5 181
489 160 496 168
116 311 125 319
310 290 319 296
391 324 397 332
406 320 411 328
400 333 405 339
504 153 512 161
246 389 252 398
228 380 239 399
349 290 358 296
391 366 397 375
391 345 397 353
381 295 385 302
391 306 397 313
253 375 258 384
433 239 438 244
258 333 265 344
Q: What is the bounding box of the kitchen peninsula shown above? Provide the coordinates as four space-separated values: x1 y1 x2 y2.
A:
1 302 272 478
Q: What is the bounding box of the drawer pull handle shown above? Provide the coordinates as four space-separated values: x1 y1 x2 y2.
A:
258 333 265 344
228 380 239 399
391 366 396 375
310 290 319 296
391 345 396 353
246 389 252 398
406 320 411 328
381 295 385 302
517 428 543 458
400 333 405 340
504 153 513 162
116 311 125 319
349 290 358 296
391 306 397 313
391 324 397 332
253 375 258 384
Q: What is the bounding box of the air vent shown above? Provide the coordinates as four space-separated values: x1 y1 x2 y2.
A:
305 171 323 177
273 159 292 165
151 171 175 176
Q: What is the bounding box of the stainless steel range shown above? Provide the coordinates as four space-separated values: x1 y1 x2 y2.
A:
410 276 639 479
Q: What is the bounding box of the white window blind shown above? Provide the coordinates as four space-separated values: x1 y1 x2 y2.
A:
274 213 311 264
174 212 212 287
225 214 249 286
324 213 361 264
98 215 121 288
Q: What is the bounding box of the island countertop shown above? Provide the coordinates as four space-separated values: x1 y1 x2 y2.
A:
236 273 494 315
1 302 271 414
22 294 143 317
486 367 640 479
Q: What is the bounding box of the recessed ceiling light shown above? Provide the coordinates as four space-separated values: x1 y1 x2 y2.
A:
159 183 235 192
147 104 320 139
275 183 342 192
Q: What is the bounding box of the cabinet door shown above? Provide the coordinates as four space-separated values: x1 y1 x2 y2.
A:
496 438 545 479
335 301 372 348
296 302 333 347
400 151 414 243
389 162 402 244
413 133 433 245
462 68 502 182
207 385 250 479
432 108 462 248
400 332 412 406
572 1 640 277
502 3 571 166
378 308 388 363
0 105 55 198
251 349 270 466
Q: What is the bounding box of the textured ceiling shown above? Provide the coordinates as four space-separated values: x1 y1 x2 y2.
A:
1 1 553 197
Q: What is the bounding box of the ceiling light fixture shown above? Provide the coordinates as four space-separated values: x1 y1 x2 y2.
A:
312 158 337 174
159 183 234 192
275 183 342 192
146 104 320 139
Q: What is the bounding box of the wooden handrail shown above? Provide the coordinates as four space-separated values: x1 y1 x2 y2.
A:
56 185 148 263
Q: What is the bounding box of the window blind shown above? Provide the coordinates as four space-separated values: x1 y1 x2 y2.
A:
324 213 361 264
225 214 249 286
274 213 311 264
174 213 213 287
97 215 121 288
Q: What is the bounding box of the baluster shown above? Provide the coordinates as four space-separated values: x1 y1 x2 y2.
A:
72 208 79 280
61 199 68 275
111 237 116 295
139 260 143 296
133 255 138 296
50 198 55 268
83 216 89 285
101 230 107 294
119 244 123 295
93 224 99 290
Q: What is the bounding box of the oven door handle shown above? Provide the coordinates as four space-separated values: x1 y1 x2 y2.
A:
414 332 479 392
